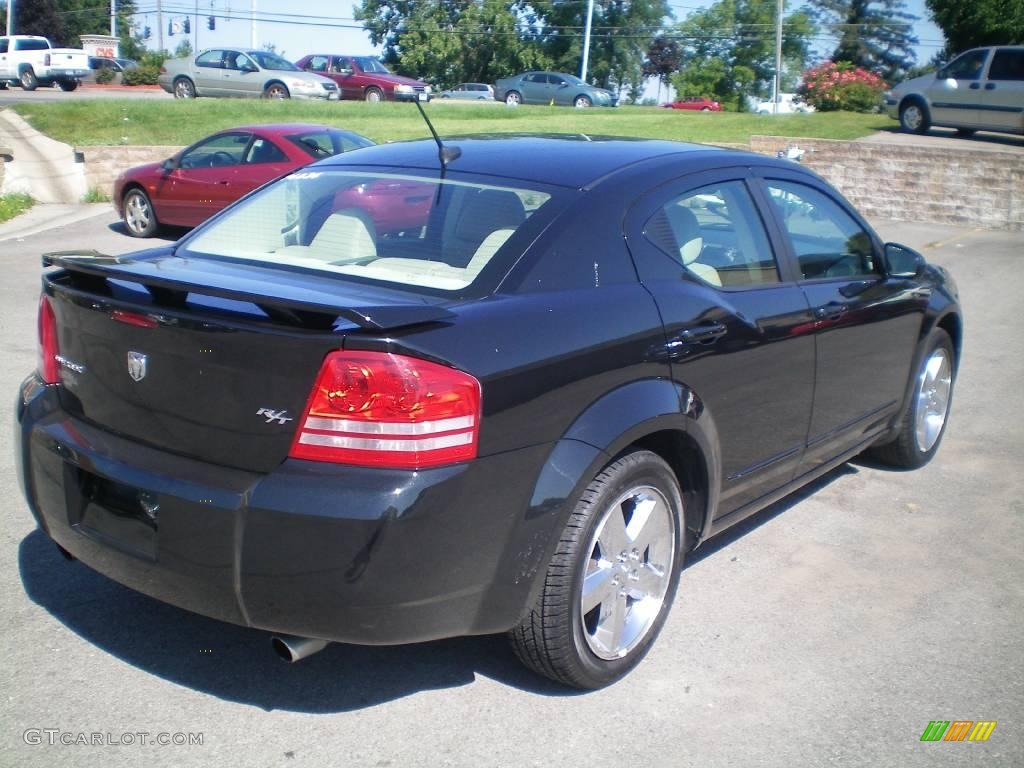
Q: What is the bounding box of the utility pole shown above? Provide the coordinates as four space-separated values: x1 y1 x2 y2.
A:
7 0 14 36
250 0 257 49
194 0 198 50
773 0 783 114
580 0 594 81
157 0 164 52
110 0 117 36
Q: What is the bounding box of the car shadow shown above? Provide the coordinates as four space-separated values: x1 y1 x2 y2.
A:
18 530 579 712
874 125 1024 149
107 220 185 240
19 462 859 711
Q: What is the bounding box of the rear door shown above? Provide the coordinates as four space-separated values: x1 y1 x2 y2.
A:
757 172 926 472
159 132 252 226
192 49 226 95
626 170 816 516
982 47 1024 133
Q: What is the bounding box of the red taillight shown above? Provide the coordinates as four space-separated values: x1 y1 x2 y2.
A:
44 54 52 66
111 309 158 328
37 295 60 384
290 351 481 469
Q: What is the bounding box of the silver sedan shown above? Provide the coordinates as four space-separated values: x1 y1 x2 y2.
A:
158 48 340 100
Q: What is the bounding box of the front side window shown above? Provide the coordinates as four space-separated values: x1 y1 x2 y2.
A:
766 181 877 280
942 49 989 81
644 181 779 288
244 137 288 164
180 133 250 169
184 171 556 293
989 49 1024 81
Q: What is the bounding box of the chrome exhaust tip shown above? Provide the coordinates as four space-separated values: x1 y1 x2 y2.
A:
270 634 329 663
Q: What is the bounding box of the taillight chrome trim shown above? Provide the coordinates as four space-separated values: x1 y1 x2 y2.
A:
303 414 475 436
297 432 474 453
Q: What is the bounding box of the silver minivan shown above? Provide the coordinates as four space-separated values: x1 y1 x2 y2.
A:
885 46 1024 136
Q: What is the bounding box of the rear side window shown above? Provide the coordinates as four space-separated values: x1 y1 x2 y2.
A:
196 50 223 68
766 181 877 280
15 39 49 51
184 170 556 293
0 40 10 55
989 50 1024 81
644 181 779 288
286 130 373 159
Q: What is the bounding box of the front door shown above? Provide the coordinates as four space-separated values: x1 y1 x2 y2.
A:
626 172 816 516
158 132 252 226
758 175 926 473
929 48 991 128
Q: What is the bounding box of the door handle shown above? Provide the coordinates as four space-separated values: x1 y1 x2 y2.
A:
667 322 728 349
985 82 996 90
969 82 981 89
216 180 230 185
814 302 848 321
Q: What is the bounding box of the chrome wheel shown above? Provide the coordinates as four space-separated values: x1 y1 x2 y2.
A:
901 104 924 131
365 88 382 103
174 78 195 99
124 191 153 236
265 83 289 99
574 95 592 108
505 91 521 106
579 485 676 660
915 347 952 453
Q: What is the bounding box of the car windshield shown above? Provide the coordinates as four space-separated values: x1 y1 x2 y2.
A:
248 51 299 71
354 57 391 74
183 170 557 294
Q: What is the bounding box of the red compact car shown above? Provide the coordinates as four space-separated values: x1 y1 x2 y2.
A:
114 123 373 237
662 97 722 112
294 54 432 102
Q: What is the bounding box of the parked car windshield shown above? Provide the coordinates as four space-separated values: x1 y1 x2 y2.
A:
183 169 559 293
249 51 299 71
354 57 391 74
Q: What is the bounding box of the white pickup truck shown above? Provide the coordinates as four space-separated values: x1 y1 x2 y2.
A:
0 35 91 92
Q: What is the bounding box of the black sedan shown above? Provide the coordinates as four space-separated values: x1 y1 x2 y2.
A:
17 136 961 688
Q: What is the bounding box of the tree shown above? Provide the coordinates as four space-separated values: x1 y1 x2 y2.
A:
925 0 1024 57
11 0 66 42
643 34 682 100
810 0 919 82
671 0 815 110
174 39 193 59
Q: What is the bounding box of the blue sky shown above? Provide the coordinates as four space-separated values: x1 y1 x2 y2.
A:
130 1 947 65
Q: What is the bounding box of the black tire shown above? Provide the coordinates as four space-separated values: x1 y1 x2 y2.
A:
121 188 159 238
57 80 79 92
955 128 976 137
0 82 8 91
509 450 684 688
868 329 955 469
20 68 38 91
899 99 930 134
364 87 383 103
173 77 196 99
573 94 592 108
264 82 290 99
505 90 521 106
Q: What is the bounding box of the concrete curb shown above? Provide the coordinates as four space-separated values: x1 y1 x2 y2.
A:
0 109 89 204
0 203 111 244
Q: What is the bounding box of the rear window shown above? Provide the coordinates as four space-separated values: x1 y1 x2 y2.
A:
16 39 50 51
183 170 557 293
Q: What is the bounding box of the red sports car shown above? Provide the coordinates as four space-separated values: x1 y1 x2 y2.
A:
114 123 373 237
662 97 722 112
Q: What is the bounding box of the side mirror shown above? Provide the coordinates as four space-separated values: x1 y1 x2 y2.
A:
558 83 569 89
338 67 353 75
943 77 958 89
161 157 178 171
241 63 257 73
885 242 925 278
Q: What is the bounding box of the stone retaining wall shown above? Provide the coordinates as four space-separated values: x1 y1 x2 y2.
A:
749 136 1024 232
78 137 1024 231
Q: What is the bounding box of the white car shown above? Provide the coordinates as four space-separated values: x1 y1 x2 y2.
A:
884 46 1024 136
756 94 814 114
0 35 90 91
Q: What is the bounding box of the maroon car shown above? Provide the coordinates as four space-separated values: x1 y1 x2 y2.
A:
114 123 373 238
294 55 431 102
663 97 722 112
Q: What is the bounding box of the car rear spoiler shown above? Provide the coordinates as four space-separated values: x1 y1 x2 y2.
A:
42 250 456 332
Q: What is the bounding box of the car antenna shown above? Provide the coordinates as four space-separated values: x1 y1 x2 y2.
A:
414 95 461 167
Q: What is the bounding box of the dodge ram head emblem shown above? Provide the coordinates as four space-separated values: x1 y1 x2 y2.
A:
127 351 148 382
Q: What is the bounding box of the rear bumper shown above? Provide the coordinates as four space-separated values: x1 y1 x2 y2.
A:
16 376 562 644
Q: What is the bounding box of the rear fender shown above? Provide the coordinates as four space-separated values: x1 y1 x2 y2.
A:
497 378 721 624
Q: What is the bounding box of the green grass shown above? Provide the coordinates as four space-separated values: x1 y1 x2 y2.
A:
12 100 890 148
0 192 34 223
81 187 112 203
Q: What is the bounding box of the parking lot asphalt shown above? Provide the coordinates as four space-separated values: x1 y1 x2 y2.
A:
1 207 1021 768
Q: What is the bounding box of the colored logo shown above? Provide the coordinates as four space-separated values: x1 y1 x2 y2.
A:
920 721 997 742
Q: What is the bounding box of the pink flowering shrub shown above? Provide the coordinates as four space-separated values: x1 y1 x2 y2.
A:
798 61 887 112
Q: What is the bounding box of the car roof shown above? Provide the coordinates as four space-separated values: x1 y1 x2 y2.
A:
319 134 768 189
218 123 365 138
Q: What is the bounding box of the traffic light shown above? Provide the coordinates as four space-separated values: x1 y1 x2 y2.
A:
183 18 190 34
144 26 151 40
207 16 215 30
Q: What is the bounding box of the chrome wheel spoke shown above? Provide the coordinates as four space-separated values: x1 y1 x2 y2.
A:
580 562 616 615
596 506 629 561
627 494 671 557
915 348 951 453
